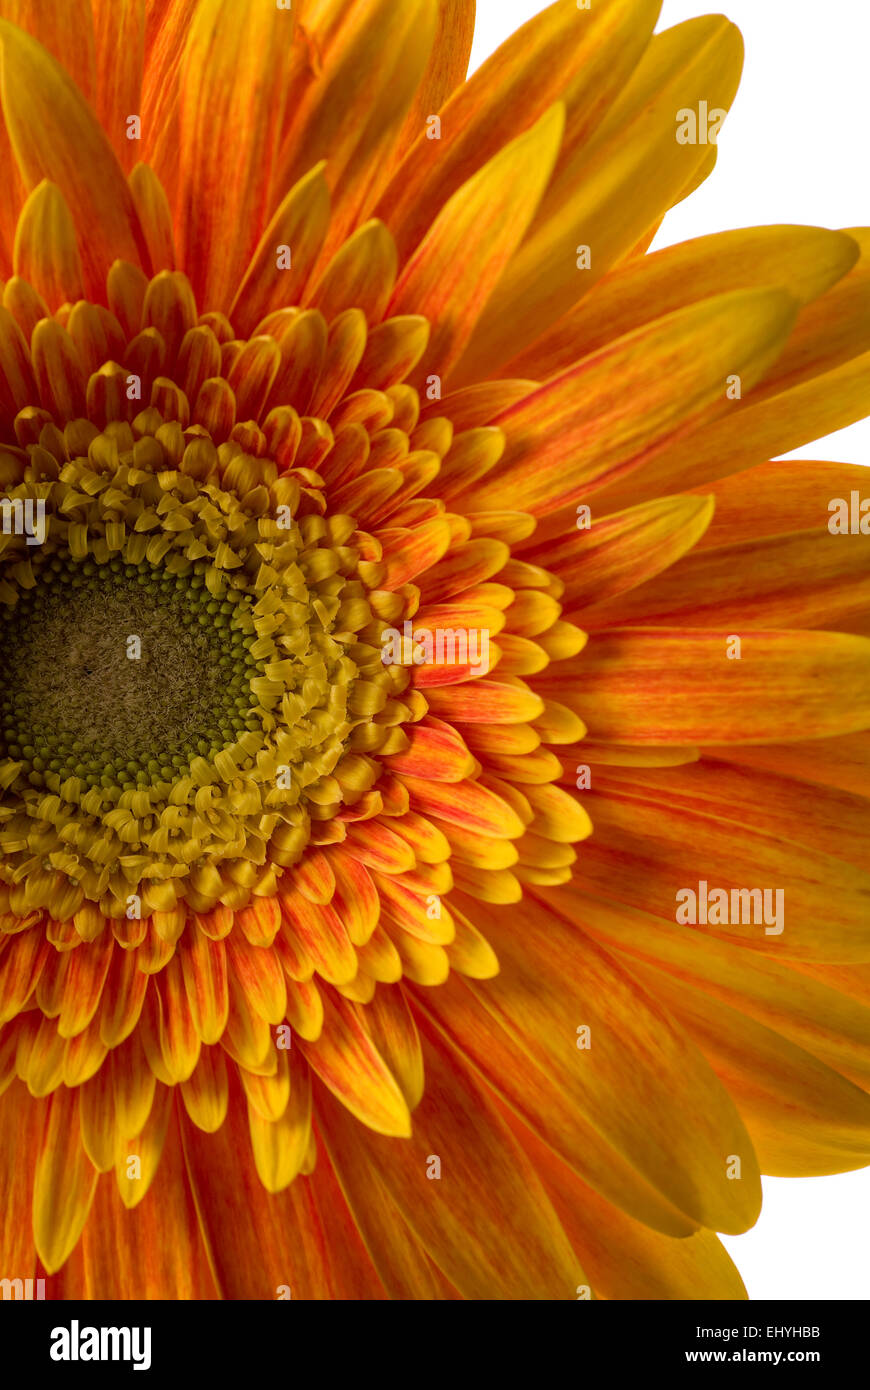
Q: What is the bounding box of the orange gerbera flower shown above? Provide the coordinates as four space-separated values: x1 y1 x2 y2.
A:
0 0 868 1301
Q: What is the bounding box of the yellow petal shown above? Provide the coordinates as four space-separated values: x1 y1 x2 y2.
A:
379 0 660 261
508 225 859 381
13 179 84 308
246 1048 311 1192
306 219 398 323
33 1085 98 1272
454 14 745 382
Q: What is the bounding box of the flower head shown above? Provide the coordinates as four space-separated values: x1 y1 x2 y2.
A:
0 0 868 1300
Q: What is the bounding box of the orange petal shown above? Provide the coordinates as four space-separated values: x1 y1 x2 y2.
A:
399 773 524 838
425 678 544 725
417 538 509 604
470 289 797 516
428 894 761 1233
353 316 430 392
114 1080 173 1207
535 493 714 613
383 716 475 782
129 161 176 271
180 1044 228 1133
279 0 436 263
175 0 293 309
320 1013 584 1297
93 0 144 170
155 957 201 1081
394 0 476 159
56 935 114 1038
388 103 564 382
592 228 870 508
180 1078 385 1298
453 16 752 382
299 989 411 1137
378 517 451 588
556 627 870 745
95 950 146 1045
78 1102 217 1297
225 931 287 1025
279 886 358 986
0 927 49 1022
0 19 149 297
229 162 330 337
327 848 380 947
178 927 228 1044
570 787 870 963
517 1116 746 1300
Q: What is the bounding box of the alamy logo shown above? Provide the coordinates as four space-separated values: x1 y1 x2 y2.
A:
0 496 46 545
49 1320 152 1371
0 1276 45 1299
381 620 490 676
828 492 870 534
676 880 784 936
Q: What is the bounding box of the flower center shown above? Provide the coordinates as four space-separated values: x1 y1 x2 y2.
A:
0 410 404 919
0 555 260 791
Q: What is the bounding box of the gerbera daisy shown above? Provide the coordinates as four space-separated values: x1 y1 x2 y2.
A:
0 0 868 1302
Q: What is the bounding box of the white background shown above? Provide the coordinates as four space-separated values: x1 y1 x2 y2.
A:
469 0 870 1299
